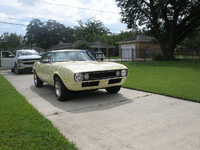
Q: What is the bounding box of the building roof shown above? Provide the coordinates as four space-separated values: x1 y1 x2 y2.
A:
116 35 154 44
51 40 115 50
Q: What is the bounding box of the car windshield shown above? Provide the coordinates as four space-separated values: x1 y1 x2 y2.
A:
52 51 95 62
17 51 39 57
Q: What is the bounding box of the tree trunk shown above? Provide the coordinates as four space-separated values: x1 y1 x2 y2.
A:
160 42 176 60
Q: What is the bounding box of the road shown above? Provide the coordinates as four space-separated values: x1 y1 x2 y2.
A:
1 70 200 150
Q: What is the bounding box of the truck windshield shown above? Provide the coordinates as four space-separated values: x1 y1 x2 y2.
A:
17 51 39 57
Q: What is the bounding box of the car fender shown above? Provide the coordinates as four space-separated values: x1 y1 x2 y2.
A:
52 67 75 90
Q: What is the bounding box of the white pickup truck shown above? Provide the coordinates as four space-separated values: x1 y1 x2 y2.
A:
1 49 41 74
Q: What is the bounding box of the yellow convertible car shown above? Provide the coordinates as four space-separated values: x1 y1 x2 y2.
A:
33 50 128 101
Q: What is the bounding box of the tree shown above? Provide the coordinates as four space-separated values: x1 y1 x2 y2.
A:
0 32 22 50
25 19 75 49
116 0 200 60
45 20 75 47
74 18 111 41
25 19 45 47
74 43 92 50
181 26 200 55
181 26 200 49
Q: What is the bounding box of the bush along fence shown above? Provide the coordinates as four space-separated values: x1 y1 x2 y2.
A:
174 48 200 59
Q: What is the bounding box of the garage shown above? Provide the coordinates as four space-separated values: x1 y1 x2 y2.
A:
121 44 136 59
116 35 162 59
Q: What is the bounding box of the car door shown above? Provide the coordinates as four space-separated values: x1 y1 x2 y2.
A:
0 51 16 69
36 53 53 84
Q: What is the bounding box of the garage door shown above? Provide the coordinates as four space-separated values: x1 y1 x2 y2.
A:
121 44 136 59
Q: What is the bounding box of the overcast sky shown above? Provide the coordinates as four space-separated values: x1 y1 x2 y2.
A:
0 0 129 36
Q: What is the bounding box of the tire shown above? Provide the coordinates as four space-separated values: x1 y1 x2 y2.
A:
106 86 121 94
54 76 71 101
14 64 21 74
33 71 43 87
26 68 33 73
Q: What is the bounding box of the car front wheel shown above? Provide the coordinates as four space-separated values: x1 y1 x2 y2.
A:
54 77 71 101
33 71 43 87
106 86 121 94
14 64 21 74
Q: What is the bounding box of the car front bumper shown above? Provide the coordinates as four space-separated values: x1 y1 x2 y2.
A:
66 77 127 91
17 64 34 70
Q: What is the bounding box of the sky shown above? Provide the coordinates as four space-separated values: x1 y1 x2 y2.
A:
0 0 129 36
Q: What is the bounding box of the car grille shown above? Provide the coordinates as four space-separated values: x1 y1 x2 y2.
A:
87 70 120 80
19 59 40 65
19 59 40 61
23 62 35 65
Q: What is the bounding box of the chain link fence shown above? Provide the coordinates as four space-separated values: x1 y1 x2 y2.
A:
174 48 200 59
105 48 161 62
105 48 200 62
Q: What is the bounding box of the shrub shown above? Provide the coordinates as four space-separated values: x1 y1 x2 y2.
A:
152 54 181 61
152 54 164 61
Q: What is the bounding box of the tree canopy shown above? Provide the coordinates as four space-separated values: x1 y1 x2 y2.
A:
74 43 92 50
1 17 142 57
25 19 75 49
116 0 200 59
74 18 111 41
181 26 200 49
0 32 22 50
25 18 111 49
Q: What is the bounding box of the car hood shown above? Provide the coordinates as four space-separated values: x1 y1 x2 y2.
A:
18 55 41 60
53 61 127 73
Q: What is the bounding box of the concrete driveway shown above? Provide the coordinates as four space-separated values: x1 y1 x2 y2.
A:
1 70 200 150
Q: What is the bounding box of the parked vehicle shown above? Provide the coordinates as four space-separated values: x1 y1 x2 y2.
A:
33 50 128 101
95 51 105 61
1 49 41 74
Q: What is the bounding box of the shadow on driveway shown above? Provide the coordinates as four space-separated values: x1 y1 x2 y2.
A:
30 84 133 114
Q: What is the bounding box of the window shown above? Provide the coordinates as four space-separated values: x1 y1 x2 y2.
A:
1 51 14 58
17 50 39 57
41 53 51 63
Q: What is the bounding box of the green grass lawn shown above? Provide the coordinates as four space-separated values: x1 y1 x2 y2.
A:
105 56 119 59
0 75 78 150
121 60 200 102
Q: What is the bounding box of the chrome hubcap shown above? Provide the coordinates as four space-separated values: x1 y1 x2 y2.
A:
15 65 18 73
34 73 37 85
55 80 61 97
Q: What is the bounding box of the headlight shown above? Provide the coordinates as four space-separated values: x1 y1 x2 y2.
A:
121 70 128 77
84 73 90 80
116 71 120 76
74 73 84 82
